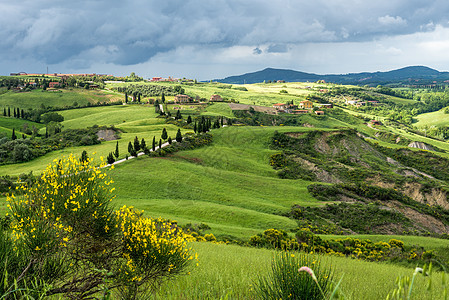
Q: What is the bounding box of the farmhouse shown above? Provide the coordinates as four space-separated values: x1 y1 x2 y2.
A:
299 100 313 109
272 103 287 110
346 100 359 105
210 94 223 102
49 82 60 88
315 111 325 115
174 94 190 103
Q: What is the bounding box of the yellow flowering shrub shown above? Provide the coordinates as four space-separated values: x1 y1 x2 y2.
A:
3 154 194 299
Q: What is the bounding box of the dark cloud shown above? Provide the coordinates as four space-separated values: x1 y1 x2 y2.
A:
2 0 449 73
253 47 262 55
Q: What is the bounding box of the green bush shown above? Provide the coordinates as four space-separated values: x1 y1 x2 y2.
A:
2 155 194 299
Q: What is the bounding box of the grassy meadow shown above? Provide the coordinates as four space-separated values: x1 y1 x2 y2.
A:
111 126 323 239
2 82 449 298
152 242 446 299
414 107 449 128
0 88 122 110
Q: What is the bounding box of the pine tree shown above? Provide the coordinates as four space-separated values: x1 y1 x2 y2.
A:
133 136 140 152
11 128 16 140
161 128 168 140
168 136 172 144
141 138 146 150
176 129 182 143
152 136 156 151
187 115 192 124
114 141 119 159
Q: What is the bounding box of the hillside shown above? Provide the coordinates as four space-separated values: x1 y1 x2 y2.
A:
215 66 449 84
271 130 449 235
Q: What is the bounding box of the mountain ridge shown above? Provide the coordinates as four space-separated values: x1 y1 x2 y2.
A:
214 66 449 84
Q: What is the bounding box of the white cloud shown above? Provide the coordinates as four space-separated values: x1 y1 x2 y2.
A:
378 15 407 26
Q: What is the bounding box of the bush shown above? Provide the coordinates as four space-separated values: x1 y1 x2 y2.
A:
255 252 334 300
3 155 194 299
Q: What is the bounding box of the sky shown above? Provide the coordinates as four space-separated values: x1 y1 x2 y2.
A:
2 0 449 80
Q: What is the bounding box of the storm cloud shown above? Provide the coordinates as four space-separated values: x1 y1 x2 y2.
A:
2 0 449 78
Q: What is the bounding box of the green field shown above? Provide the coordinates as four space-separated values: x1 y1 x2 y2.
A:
415 108 449 128
201 102 235 118
0 88 122 110
153 242 446 299
2 83 449 298
111 126 323 238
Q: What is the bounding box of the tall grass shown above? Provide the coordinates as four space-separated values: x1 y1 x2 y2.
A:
255 252 334 300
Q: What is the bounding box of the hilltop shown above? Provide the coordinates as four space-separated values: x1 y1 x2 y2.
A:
215 66 449 84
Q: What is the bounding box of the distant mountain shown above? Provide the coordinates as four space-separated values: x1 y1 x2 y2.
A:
215 66 449 85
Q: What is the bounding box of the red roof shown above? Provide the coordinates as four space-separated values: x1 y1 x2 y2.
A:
273 103 285 106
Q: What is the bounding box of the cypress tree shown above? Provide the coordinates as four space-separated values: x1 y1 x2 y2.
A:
176 109 182 120
168 136 172 144
176 129 182 143
128 141 134 155
138 94 141 102
125 92 128 103
11 128 16 140
220 116 224 127
13 108 16 118
7 107 10 117
159 139 162 150
107 152 115 164
21 109 24 119
187 115 192 124
3 108 5 116
161 128 168 140
45 127 48 138
114 141 119 159
161 93 165 103
141 138 146 150
133 136 140 152
80 150 88 163
152 136 156 151
193 122 197 133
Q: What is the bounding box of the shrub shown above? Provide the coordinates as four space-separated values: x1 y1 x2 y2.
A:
255 252 334 300
3 155 194 299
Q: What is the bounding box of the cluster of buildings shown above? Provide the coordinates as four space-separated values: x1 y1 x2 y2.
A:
149 76 180 82
10 72 111 78
272 100 331 115
174 94 223 104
